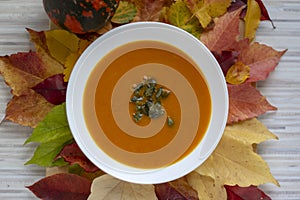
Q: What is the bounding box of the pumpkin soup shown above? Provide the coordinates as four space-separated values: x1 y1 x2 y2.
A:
83 41 211 169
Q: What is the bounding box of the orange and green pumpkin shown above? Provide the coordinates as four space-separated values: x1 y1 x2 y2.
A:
43 0 119 34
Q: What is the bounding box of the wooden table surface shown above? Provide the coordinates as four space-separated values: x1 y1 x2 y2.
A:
0 0 299 199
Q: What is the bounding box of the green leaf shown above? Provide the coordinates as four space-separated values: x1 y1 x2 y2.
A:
25 103 71 144
111 1 137 24
168 0 202 38
24 103 74 167
25 141 70 167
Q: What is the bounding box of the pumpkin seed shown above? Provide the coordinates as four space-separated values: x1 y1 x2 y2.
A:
130 76 174 126
167 116 174 127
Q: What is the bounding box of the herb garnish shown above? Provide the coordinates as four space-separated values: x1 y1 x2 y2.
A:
130 76 173 127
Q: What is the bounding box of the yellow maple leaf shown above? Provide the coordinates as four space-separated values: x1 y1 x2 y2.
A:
186 172 227 200
205 0 231 18
244 0 261 40
28 28 87 82
63 39 91 82
63 53 80 82
168 0 202 38
225 118 278 145
88 174 157 200
195 118 279 187
191 1 212 29
226 61 250 84
185 0 231 28
45 29 81 64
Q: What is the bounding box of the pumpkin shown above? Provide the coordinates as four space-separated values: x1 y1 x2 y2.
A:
43 0 119 34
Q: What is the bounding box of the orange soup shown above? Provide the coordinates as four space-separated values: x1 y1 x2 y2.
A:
83 41 211 169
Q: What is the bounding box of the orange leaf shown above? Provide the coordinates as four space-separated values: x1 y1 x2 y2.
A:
0 51 63 96
133 0 172 22
200 7 244 52
5 89 54 128
227 83 277 124
238 42 287 82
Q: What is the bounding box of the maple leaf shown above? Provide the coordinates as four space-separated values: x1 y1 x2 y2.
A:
200 6 244 52
44 29 81 64
244 0 261 41
227 83 277 124
212 51 239 76
0 51 63 96
186 172 227 200
204 0 232 17
5 89 54 128
27 173 91 200
32 74 67 105
63 52 81 82
133 0 171 22
111 1 137 24
167 0 202 38
225 118 278 145
195 118 279 187
155 177 198 200
88 174 157 199
225 185 271 200
185 0 212 29
238 42 287 83
185 0 231 29
28 28 90 82
63 38 90 82
57 142 99 173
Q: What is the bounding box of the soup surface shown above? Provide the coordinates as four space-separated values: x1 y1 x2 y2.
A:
83 41 211 168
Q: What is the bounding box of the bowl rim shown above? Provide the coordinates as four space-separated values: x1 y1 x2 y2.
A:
66 21 228 184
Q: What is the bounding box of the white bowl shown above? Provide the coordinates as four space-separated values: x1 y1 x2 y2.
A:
66 22 228 184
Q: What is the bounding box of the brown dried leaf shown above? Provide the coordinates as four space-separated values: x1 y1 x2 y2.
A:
0 51 63 96
5 89 54 128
